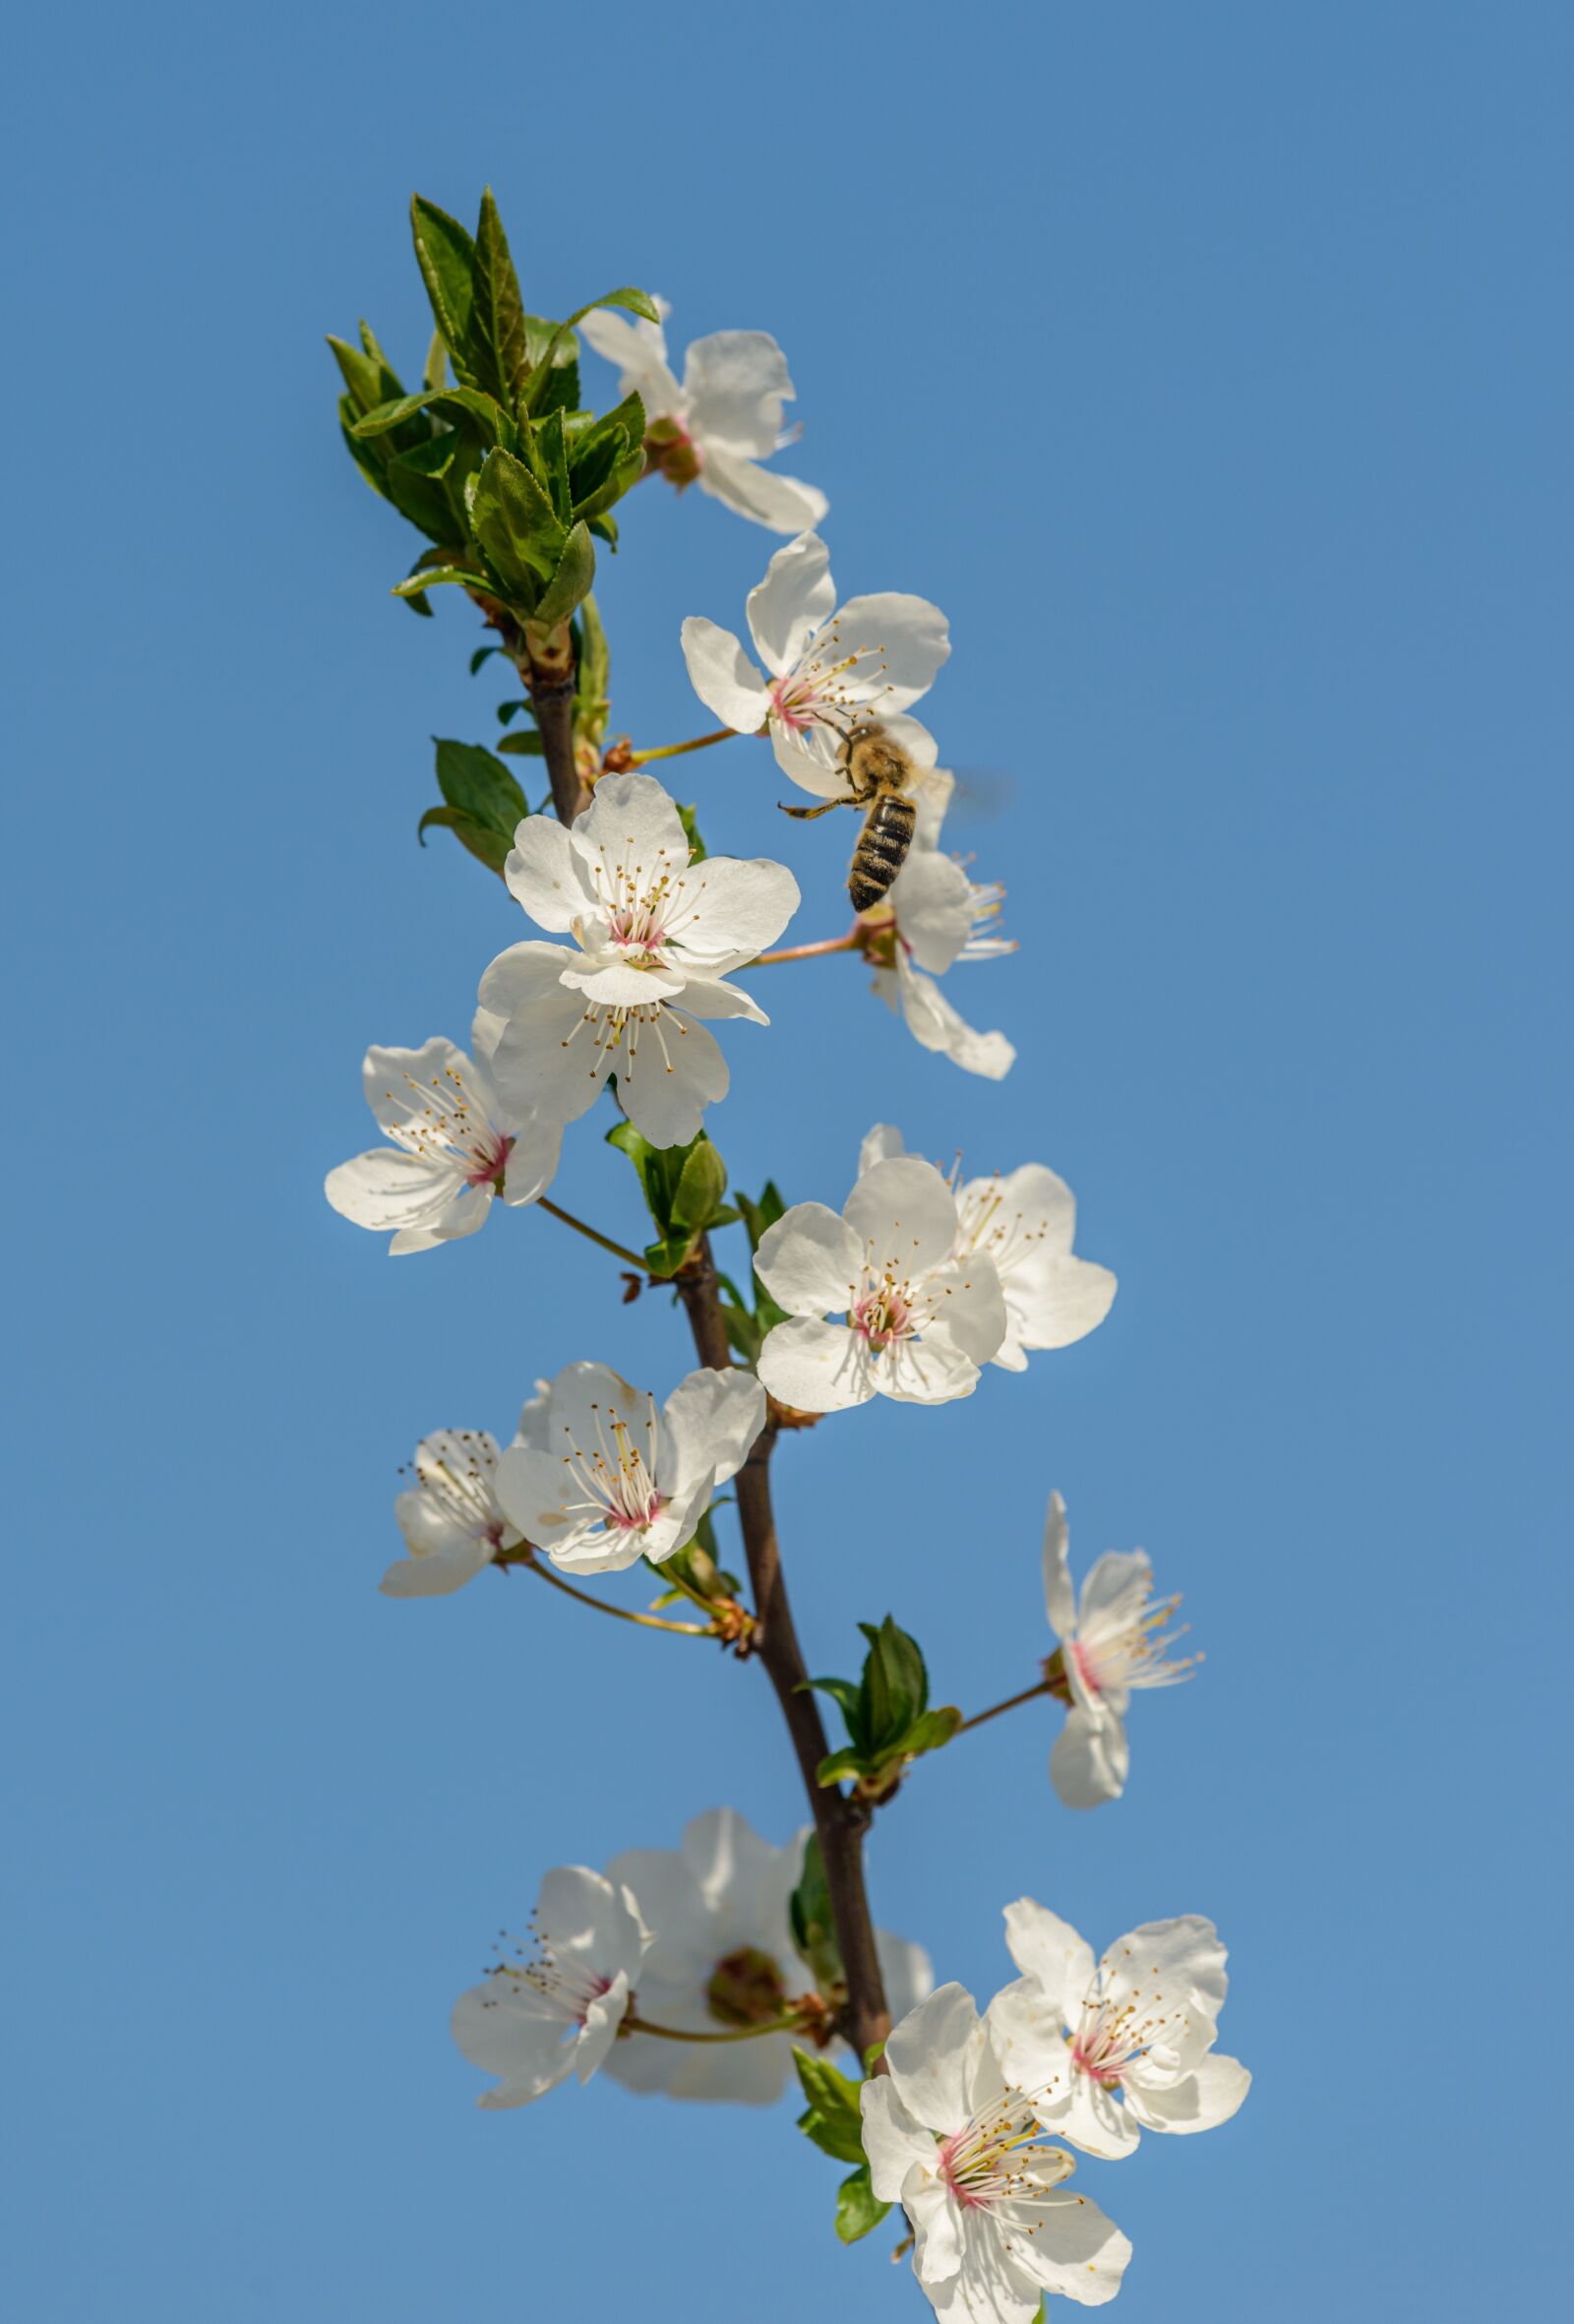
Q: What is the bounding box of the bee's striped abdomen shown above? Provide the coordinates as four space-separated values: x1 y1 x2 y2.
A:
848 792 917 914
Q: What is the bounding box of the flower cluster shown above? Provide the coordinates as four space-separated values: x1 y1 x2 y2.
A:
326 213 1245 2323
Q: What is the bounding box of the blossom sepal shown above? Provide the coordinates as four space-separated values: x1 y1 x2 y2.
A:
806 1617 962 1801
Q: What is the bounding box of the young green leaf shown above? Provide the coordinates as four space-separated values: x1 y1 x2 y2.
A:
788 1836 844 1995
469 448 566 598
471 187 530 410
834 2165 891 2245
792 2049 867 2166
532 520 595 628
432 738 528 838
410 195 479 385
416 804 510 875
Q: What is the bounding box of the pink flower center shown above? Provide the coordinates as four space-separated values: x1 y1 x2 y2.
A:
463 1131 515 1191
936 2132 991 2209
608 907 669 955
851 1285 914 1351
768 672 825 732
608 1489 665 1533
1070 1639 1104 1697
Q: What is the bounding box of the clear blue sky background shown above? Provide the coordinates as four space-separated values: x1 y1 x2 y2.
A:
5 5 1569 2318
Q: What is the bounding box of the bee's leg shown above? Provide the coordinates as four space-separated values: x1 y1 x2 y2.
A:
778 795 858 820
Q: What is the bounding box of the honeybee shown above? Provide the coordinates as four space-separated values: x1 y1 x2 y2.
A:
778 721 922 912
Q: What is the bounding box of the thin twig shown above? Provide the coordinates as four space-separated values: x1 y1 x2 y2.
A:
955 1679 1056 1734
518 1552 715 1637
749 929 862 967
627 728 739 766
538 1196 647 1271
625 2011 809 2045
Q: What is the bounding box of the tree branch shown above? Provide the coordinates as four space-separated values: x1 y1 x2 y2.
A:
674 1237 892 2065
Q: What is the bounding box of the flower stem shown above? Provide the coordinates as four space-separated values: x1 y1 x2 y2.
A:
538 1195 647 1271
627 728 739 766
625 2011 806 2045
749 929 862 967
955 1679 1056 1735
517 1551 716 1637
672 1236 892 2067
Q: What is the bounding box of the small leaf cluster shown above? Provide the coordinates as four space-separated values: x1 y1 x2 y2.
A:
330 189 655 643
791 2049 891 2245
808 1618 962 1799
607 1123 738 1279
718 1184 792 1367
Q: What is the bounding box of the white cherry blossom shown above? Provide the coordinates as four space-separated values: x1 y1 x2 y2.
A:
860 1128 1117 1370
680 531 949 796
755 1155 1007 1412
863 766 1015 1079
602 1807 932 2106
479 772 799 1148
451 1865 651 2110
324 1017 562 1254
494 1360 765 1576
381 1427 522 1598
577 298 828 533
989 1900 1250 2160
1041 1490 1196 1808
861 1983 1132 2320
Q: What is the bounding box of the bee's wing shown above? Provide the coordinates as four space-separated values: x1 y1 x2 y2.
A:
935 766 1016 831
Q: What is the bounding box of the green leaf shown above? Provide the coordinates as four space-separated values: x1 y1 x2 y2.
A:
859 1616 929 1749
432 738 528 837
416 804 510 875
575 592 611 745
497 731 544 757
834 2165 890 2245
606 1124 729 1274
471 187 530 409
533 406 574 525
792 2050 867 2166
788 1835 843 1994
469 447 566 598
352 386 511 443
904 1704 963 1755
803 1673 866 1734
567 285 661 328
423 328 447 392
383 434 462 540
469 646 500 674
327 332 405 419
736 1184 787 1254
567 392 647 518
392 566 491 599
815 1746 868 1788
410 194 479 386
532 520 595 627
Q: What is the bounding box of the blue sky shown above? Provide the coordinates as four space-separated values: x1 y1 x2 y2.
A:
5 4 1570 2317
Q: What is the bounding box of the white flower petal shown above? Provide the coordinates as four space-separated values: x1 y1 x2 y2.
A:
888 849 978 974
575 304 679 412
325 1148 461 1233
669 853 800 965
757 1315 876 1412
489 977 611 1128
575 1969 633 2081
662 1368 766 1492
843 1155 959 1278
1002 1901 1097 2022
476 938 578 1021
451 1975 574 2109
893 955 1015 1078
876 1927 936 2022
754 1201 862 1317
617 1009 729 1146
769 721 851 796
504 813 598 932
698 448 828 534
1078 1549 1153 1632
1050 1707 1130 1808
498 1114 564 1206
378 1539 494 1597
746 530 836 675
883 1983 988 2136
879 1331 981 1405
924 1256 1008 1368
680 616 770 733
859 2074 938 2202
1010 1251 1118 1352
665 973 769 1024
1098 1916 1230 2031
575 769 694 880
858 1123 907 1175
822 590 949 714
1126 2050 1251 2135
683 330 795 457
1041 1490 1076 1640
1001 2187 1132 2306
